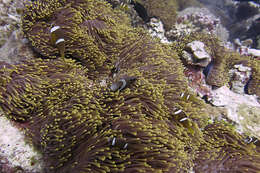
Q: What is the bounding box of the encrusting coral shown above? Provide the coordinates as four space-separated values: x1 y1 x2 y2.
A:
0 0 259 172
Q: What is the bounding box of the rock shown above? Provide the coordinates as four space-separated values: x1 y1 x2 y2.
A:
0 115 43 173
193 50 210 60
147 18 170 43
236 46 260 57
241 38 253 47
165 23 193 41
187 41 210 59
210 86 260 138
183 40 211 67
211 85 258 107
237 104 260 139
247 48 260 57
0 29 34 64
182 50 193 64
166 7 229 42
234 38 242 46
229 64 252 94
0 0 23 48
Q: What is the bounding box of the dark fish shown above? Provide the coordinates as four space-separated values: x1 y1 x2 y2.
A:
131 1 150 22
244 76 252 94
203 61 214 78
110 62 120 78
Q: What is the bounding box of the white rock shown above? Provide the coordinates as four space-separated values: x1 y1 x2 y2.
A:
241 39 253 47
187 41 210 58
247 48 260 57
211 86 259 107
0 115 43 172
147 18 170 44
234 64 251 72
210 86 260 138
229 64 252 94
187 41 205 53
185 41 211 67
193 50 210 60
182 50 193 64
234 38 242 46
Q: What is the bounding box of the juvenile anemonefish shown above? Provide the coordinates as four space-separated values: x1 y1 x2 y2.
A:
173 107 195 135
50 25 65 58
110 76 137 92
179 91 198 102
173 108 189 122
108 136 129 149
110 62 120 78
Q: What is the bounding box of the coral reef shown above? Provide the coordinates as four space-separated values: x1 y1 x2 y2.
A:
147 18 170 43
166 7 229 42
171 33 260 96
182 40 211 67
0 0 34 64
0 0 259 172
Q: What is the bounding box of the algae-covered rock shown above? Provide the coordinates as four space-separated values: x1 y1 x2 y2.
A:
183 40 211 67
238 104 260 139
210 86 260 139
229 64 252 94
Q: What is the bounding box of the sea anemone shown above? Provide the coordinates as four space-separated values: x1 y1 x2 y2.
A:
0 0 259 172
194 123 260 173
